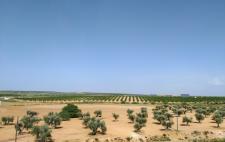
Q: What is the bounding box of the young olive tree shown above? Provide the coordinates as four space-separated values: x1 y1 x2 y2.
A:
94 110 102 117
112 113 119 121
127 109 134 116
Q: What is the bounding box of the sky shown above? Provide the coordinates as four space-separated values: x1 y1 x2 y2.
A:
0 0 225 96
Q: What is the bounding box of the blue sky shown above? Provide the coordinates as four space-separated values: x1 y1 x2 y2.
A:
0 0 225 96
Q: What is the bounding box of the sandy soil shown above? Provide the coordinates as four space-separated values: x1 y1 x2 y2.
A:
0 102 225 142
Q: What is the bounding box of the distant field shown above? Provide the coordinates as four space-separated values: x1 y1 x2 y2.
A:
1 91 225 104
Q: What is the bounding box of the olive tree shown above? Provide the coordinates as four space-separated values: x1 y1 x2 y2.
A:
195 113 205 123
1 116 14 125
182 116 192 126
112 113 119 121
94 110 102 117
87 117 107 135
127 109 134 116
128 114 136 123
134 115 147 132
212 112 223 127
31 125 52 142
44 112 61 128
20 115 40 131
162 119 174 129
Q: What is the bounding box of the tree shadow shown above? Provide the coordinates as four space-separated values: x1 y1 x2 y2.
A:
160 128 172 131
211 125 220 128
152 122 161 125
180 123 190 126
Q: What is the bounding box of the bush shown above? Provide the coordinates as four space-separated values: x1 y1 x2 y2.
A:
59 111 70 121
61 104 81 118
1 116 14 125
112 113 119 121
147 134 171 141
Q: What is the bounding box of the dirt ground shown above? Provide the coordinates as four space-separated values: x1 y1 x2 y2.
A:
0 102 225 142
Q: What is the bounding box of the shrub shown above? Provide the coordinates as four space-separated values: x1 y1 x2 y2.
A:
182 116 192 126
44 112 61 128
147 134 171 141
31 125 52 142
94 110 102 117
112 113 119 121
1 116 14 125
61 104 81 118
59 111 70 121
